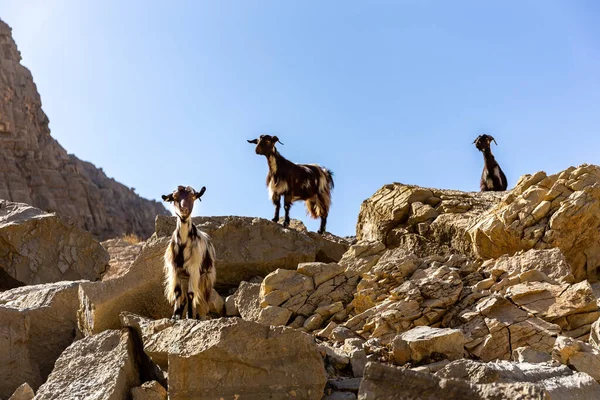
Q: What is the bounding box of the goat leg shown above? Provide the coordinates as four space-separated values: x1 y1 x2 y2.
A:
272 194 281 222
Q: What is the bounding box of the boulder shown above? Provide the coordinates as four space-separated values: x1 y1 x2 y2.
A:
358 362 546 400
355 184 502 252
481 248 574 284
131 381 167 400
78 238 171 336
8 383 34 400
553 335 600 381
0 281 84 399
130 316 327 399
391 326 466 365
0 200 109 285
34 329 140 400
234 281 262 322
591 317 600 350
469 165 600 282
512 347 552 363
154 215 349 287
435 359 600 399
101 238 143 281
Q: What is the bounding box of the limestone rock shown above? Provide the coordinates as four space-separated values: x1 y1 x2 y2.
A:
553 335 600 381
469 165 600 282
591 317 600 350
154 215 349 286
356 183 502 253
34 329 140 400
0 200 109 285
234 281 262 322
224 294 239 317
101 238 143 281
391 326 466 365
131 381 167 400
0 20 168 240
435 359 600 399
512 346 552 363
78 238 172 336
8 383 34 400
133 316 327 399
358 362 547 400
0 281 84 399
257 305 292 326
482 248 574 284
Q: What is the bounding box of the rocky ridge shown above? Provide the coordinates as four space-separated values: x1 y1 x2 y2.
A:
3 164 600 399
0 19 167 240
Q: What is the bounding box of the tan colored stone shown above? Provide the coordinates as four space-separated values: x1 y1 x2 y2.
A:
155 215 349 286
0 281 84 398
257 305 292 326
77 238 171 336
469 165 600 282
8 383 34 400
34 330 140 400
131 381 167 400
304 313 324 331
553 335 600 381
392 326 466 365
260 289 291 307
0 200 109 285
261 269 314 298
101 238 143 281
134 317 326 399
234 281 262 322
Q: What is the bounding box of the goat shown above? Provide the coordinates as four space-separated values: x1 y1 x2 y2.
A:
161 185 216 319
247 134 334 234
473 134 508 191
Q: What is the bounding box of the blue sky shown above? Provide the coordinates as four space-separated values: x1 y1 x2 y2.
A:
2 1 599 236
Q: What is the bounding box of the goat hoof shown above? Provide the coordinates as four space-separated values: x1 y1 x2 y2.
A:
171 315 180 321
271 217 279 223
317 229 325 235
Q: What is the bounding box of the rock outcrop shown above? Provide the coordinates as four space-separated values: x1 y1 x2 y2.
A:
155 215 349 287
0 200 109 285
0 19 167 240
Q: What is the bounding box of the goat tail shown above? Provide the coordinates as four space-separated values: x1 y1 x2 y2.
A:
322 168 334 190
305 167 333 219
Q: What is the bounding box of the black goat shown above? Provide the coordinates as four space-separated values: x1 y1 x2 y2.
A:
162 185 216 320
247 135 334 234
473 134 508 191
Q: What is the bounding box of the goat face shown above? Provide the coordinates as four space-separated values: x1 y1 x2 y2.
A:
473 134 497 152
247 135 283 155
162 185 206 219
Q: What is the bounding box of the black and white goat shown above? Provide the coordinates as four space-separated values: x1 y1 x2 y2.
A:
473 134 508 191
161 185 216 320
247 135 334 234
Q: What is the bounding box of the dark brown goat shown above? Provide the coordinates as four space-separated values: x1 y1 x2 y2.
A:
247 135 334 234
474 134 508 191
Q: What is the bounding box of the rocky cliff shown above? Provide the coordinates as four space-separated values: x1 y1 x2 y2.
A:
0 19 167 240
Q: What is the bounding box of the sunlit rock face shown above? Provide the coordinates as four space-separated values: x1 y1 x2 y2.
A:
0 19 167 240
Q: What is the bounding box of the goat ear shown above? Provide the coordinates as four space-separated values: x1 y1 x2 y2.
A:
247 139 258 144
162 194 174 202
490 136 498 146
273 136 284 145
194 186 206 200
